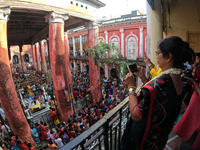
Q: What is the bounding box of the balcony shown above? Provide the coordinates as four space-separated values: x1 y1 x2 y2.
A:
60 97 130 150
69 52 88 60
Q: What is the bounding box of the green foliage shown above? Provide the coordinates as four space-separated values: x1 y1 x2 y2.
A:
87 38 130 78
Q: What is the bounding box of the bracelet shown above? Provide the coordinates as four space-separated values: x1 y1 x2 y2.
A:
128 86 136 91
128 91 137 96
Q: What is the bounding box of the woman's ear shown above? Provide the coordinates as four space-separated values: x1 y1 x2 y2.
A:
166 52 173 63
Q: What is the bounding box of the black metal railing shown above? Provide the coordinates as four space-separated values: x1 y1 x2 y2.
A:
60 97 130 150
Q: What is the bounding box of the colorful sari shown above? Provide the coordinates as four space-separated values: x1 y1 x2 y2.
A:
121 74 182 150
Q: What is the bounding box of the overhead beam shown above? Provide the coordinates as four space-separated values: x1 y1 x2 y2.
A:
65 20 87 30
32 26 49 44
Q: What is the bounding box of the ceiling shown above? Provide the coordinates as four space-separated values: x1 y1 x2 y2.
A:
7 10 90 46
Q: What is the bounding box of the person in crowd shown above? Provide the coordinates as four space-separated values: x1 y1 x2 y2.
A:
73 89 79 104
173 53 200 150
120 36 195 149
54 135 64 148
48 141 58 150
30 127 40 144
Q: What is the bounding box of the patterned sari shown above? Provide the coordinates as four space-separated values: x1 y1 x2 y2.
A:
121 74 182 150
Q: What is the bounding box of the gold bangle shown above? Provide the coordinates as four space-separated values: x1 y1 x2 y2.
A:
128 86 136 91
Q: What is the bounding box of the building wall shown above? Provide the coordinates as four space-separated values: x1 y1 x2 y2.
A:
68 21 147 59
164 0 200 42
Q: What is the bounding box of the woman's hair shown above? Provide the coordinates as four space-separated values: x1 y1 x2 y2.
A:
196 53 200 58
158 36 195 68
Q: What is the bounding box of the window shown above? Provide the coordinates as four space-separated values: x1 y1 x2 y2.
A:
127 36 137 60
110 37 119 56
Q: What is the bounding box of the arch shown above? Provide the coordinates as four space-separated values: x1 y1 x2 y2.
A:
11 51 20 65
98 36 105 43
70 63 74 70
84 65 89 73
110 68 119 78
125 32 138 60
13 55 19 64
100 67 105 76
23 51 32 63
24 54 29 62
77 64 81 72
109 34 120 56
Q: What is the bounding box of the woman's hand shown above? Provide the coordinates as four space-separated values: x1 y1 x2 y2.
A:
133 63 147 82
124 67 135 87
185 76 195 85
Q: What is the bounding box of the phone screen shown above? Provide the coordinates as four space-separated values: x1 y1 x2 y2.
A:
129 64 138 73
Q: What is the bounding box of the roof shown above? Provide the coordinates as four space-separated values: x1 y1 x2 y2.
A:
87 0 106 8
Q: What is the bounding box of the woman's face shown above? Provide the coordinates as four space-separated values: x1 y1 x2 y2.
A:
195 56 200 64
156 49 166 70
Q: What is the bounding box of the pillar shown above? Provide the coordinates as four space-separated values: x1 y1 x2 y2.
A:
105 64 109 79
32 45 37 70
64 32 72 84
46 12 73 122
120 28 124 57
104 30 108 44
72 37 75 56
40 40 47 73
0 7 34 143
47 39 51 69
73 60 76 71
147 0 163 64
139 26 144 58
80 61 83 72
19 45 26 71
80 35 83 56
85 21 101 104
35 42 41 71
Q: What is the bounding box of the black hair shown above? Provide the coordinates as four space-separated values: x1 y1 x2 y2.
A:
48 141 53 144
158 36 195 68
196 53 200 58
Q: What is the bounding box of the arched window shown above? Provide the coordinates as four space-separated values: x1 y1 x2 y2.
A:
24 54 29 62
13 55 19 64
126 33 138 60
109 34 120 56
98 36 105 44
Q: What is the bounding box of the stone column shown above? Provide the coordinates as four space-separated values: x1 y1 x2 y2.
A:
64 32 72 84
73 60 76 71
72 37 75 56
47 39 51 69
85 21 101 104
0 7 34 143
105 64 108 79
120 28 124 57
40 40 47 73
139 26 144 58
80 61 83 72
104 30 108 44
35 42 41 71
32 45 37 70
46 12 73 122
19 45 26 71
80 35 83 56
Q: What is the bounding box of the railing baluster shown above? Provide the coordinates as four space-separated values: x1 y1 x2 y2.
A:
98 136 101 150
114 127 117 150
81 142 84 150
110 125 113 150
104 120 109 150
118 108 122 150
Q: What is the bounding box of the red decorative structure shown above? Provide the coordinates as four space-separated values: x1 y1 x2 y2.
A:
47 12 73 122
0 8 34 143
86 21 101 104
40 40 47 73
32 45 37 70
35 43 41 71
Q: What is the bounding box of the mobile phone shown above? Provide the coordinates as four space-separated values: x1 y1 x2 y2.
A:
128 64 138 73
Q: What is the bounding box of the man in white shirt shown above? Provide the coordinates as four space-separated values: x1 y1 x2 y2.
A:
55 135 64 148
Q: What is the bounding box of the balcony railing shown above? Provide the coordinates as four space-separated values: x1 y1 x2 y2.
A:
60 97 130 150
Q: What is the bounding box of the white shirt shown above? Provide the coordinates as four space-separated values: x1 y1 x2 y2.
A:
55 138 64 148
0 108 5 120
47 95 51 102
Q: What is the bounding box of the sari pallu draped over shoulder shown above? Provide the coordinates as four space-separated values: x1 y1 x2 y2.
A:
120 74 182 150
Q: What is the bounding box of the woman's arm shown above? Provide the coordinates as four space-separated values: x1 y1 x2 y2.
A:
192 80 200 95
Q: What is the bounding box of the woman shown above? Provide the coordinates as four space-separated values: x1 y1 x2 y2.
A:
30 128 40 144
121 36 195 150
173 53 200 150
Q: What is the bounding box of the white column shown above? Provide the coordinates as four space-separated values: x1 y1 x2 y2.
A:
73 60 76 71
80 61 83 72
73 37 75 56
104 30 108 44
120 28 124 57
139 26 144 58
105 64 108 79
80 35 83 56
